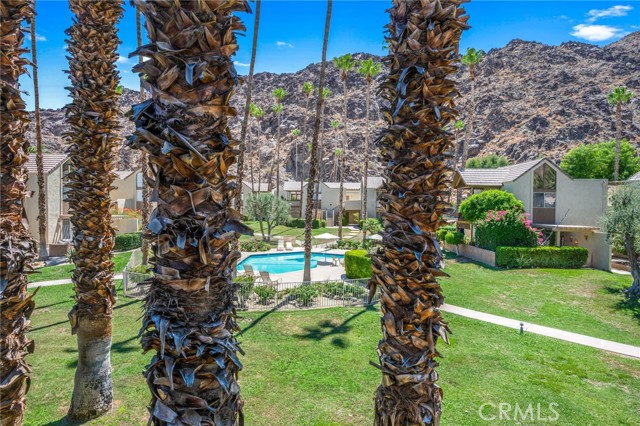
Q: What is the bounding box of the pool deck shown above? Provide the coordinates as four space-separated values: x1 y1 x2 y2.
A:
239 247 348 282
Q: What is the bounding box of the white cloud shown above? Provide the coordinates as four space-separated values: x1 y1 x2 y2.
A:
557 15 573 23
276 41 294 48
25 33 47 42
586 5 633 23
571 24 625 41
234 61 250 67
117 55 130 64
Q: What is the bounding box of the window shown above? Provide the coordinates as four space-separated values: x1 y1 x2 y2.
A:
533 164 556 210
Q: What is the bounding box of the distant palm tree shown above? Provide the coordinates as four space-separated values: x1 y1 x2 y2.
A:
452 119 465 166
272 87 288 196
0 2 38 424
30 8 47 260
333 53 355 239
330 120 341 180
607 86 635 181
236 0 262 213
315 87 331 220
64 0 123 419
357 58 382 221
300 81 315 217
460 47 485 168
130 1 251 425
251 104 266 190
291 128 301 182
371 0 468 424
304 0 333 282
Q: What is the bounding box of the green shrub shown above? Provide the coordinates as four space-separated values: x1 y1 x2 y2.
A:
286 218 306 228
254 285 276 304
239 239 271 252
128 264 151 274
475 210 541 252
343 283 367 298
496 246 588 269
289 284 320 306
459 190 524 222
234 275 255 306
311 219 326 229
436 225 457 241
114 232 142 251
342 215 349 226
345 250 372 279
445 231 465 245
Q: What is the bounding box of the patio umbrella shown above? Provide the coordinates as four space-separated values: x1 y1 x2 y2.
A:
366 234 383 241
313 232 339 240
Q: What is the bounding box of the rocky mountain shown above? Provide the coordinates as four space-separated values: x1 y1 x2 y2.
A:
28 32 639 181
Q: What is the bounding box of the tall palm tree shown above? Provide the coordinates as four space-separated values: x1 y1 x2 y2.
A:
30 7 47 260
291 128 301 183
235 0 261 213
330 120 341 180
64 0 123 420
248 103 261 190
252 104 266 191
0 2 38 425
303 0 333 282
607 86 635 181
452 119 464 166
129 1 251 424
357 58 381 222
135 5 151 266
371 0 468 424
459 47 484 168
300 81 314 217
315 87 331 221
272 87 287 197
333 53 355 239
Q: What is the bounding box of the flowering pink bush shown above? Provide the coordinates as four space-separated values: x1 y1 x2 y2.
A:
476 210 543 251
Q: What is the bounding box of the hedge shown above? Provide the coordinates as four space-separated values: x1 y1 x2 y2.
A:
344 250 372 279
114 232 142 251
496 246 588 269
311 219 326 229
287 218 305 228
444 231 465 245
436 225 456 241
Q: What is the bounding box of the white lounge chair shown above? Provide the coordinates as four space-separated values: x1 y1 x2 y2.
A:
259 271 281 284
243 265 259 277
285 241 293 251
277 240 285 251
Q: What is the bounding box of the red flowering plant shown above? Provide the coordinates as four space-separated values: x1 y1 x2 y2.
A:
475 210 543 251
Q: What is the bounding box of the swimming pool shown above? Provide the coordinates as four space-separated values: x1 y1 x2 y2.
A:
237 252 344 275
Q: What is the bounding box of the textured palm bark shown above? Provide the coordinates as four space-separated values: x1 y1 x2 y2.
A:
0 2 38 424
338 77 348 239
235 0 261 213
300 91 312 218
361 82 371 222
614 103 621 181
303 0 332 283
371 1 468 424
30 10 47 260
128 1 251 424
64 0 123 419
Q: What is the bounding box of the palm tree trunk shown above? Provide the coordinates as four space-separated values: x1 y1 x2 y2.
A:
65 0 123 420
31 10 47 260
461 66 474 167
314 104 327 221
300 95 311 218
276 108 281 197
0 2 38 425
338 78 348 239
129 1 251 424
362 82 371 222
135 6 151 266
372 0 467 424
250 118 256 191
614 103 621 181
236 0 261 212
304 0 332 282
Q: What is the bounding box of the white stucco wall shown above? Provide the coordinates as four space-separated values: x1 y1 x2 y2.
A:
111 173 138 211
26 168 63 245
555 178 607 227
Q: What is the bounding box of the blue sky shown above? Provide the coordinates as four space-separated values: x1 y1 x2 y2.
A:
22 1 639 110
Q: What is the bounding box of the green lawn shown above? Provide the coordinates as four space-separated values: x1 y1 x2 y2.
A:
29 251 132 283
439 253 640 346
23 282 640 426
240 221 360 244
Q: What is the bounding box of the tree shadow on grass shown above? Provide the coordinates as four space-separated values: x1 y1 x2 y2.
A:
603 286 640 325
293 304 377 348
42 416 94 426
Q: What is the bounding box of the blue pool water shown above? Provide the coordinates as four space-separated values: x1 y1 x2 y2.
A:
237 252 344 274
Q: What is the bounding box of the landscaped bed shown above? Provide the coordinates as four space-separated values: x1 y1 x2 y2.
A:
24 278 640 426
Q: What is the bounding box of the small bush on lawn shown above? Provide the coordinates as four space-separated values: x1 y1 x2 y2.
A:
254 285 276 304
240 239 271 252
311 219 326 229
114 232 142 251
475 210 542 252
345 250 372 279
128 264 151 274
459 190 524 222
287 218 305 228
343 283 366 298
234 275 255 306
496 246 588 269
436 225 456 241
445 231 465 245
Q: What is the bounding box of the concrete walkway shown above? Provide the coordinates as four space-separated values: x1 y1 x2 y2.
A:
28 273 123 289
441 304 640 359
